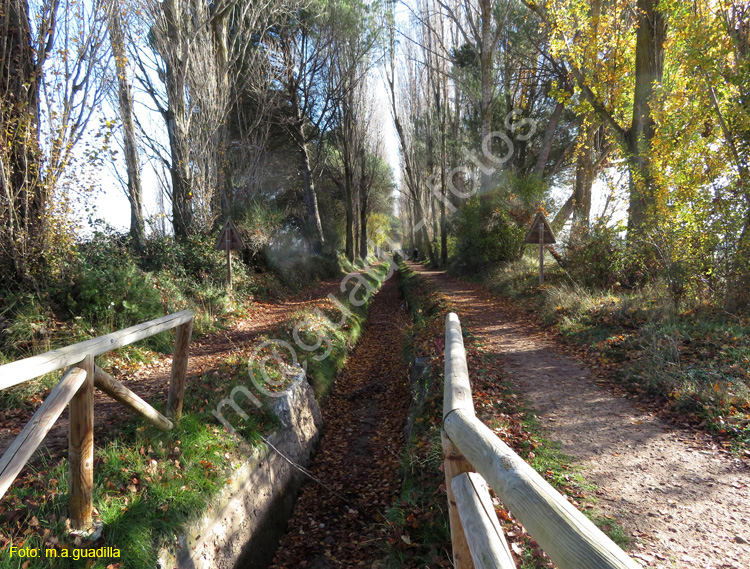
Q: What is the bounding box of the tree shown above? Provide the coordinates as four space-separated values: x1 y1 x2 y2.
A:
385 22 437 264
1 0 108 287
134 0 289 238
536 0 668 237
273 0 347 250
106 0 144 249
328 0 381 261
437 0 509 192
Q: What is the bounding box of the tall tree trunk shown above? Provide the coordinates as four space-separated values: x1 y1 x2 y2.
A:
344 162 355 262
552 194 575 231
573 122 596 227
440 129 448 265
106 0 144 249
626 0 667 236
533 100 565 177
414 193 436 263
479 0 494 192
722 5 750 311
287 95 324 249
298 139 325 249
162 0 193 239
359 193 367 259
727 215 750 311
0 0 50 283
354 198 361 259
210 8 232 221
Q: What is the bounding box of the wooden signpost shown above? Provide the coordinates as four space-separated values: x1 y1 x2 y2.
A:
215 218 246 290
525 212 556 286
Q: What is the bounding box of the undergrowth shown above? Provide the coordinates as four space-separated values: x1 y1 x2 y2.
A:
0 227 351 423
475 253 750 452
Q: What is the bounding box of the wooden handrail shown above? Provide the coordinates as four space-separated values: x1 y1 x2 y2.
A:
0 310 194 391
442 312 641 569
444 409 640 569
444 312 474 419
0 310 194 531
442 313 477 568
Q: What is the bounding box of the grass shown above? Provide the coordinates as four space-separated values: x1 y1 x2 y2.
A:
464 252 750 452
0 362 274 569
384 262 452 568
387 261 631 569
246 259 392 401
0 256 392 569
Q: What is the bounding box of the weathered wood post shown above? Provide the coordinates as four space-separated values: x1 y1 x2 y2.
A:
442 434 476 569
69 354 94 530
452 472 517 569
215 218 245 293
94 366 174 430
539 221 544 285
226 227 232 291
443 313 477 569
525 212 556 287
167 318 193 420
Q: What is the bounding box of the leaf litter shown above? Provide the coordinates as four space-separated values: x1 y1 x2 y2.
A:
269 277 412 568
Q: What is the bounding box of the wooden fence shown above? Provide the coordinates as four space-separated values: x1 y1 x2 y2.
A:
0 310 194 531
441 312 641 569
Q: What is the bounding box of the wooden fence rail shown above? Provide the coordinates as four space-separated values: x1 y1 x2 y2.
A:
0 310 194 531
442 312 641 569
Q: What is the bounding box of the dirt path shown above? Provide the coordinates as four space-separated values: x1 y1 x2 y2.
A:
411 263 750 569
0 278 350 466
269 276 411 569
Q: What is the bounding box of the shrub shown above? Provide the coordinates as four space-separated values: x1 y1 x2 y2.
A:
69 235 164 332
561 222 626 288
140 236 185 275
233 199 284 255
452 196 526 274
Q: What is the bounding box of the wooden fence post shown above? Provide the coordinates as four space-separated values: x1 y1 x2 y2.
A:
167 319 193 420
443 432 476 569
452 472 516 569
69 354 94 531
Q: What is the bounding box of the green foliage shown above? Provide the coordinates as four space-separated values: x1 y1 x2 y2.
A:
452 197 526 274
69 235 164 333
562 222 627 289
139 233 232 289
232 199 285 255
0 262 392 568
0 362 274 569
